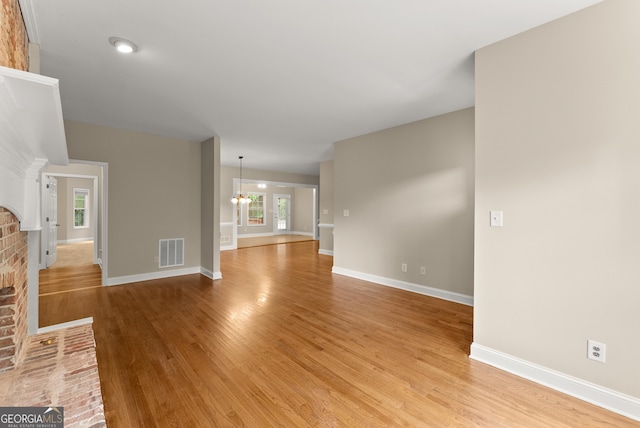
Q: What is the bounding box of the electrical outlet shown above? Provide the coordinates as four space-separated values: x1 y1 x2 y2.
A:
401 263 407 273
420 266 426 275
587 340 606 363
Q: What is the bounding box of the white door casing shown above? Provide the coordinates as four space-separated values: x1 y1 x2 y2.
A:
42 175 58 267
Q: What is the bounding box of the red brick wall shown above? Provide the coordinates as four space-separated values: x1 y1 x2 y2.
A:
0 207 29 372
0 0 30 71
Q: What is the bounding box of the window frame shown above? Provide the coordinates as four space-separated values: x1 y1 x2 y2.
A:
73 188 90 229
247 192 266 226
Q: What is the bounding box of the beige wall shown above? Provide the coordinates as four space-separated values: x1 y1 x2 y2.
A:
293 187 314 234
64 120 201 278
474 0 640 398
334 108 474 297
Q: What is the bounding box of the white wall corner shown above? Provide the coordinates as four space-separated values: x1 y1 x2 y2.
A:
319 249 334 256
469 343 640 422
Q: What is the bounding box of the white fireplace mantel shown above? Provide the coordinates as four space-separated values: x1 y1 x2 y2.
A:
0 65 68 230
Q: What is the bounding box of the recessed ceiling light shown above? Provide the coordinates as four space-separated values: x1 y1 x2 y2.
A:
108 37 138 54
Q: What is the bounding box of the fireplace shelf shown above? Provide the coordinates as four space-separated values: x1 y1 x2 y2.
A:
0 65 68 230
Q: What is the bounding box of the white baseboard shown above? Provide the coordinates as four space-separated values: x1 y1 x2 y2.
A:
292 231 314 237
106 267 201 286
318 249 334 256
200 268 222 280
57 237 93 244
220 244 236 251
470 343 640 422
331 266 473 306
37 317 93 334
238 232 274 238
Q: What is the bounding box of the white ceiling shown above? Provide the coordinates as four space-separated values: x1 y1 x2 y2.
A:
24 0 602 175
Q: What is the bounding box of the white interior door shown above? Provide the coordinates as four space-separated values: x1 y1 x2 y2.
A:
273 194 291 235
44 176 58 267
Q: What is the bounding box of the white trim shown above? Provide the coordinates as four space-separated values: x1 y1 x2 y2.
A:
292 231 314 237
318 223 334 229
200 267 222 280
318 249 334 256
469 343 640 422
221 244 236 251
106 267 200 286
220 222 234 226
331 266 474 306
27 231 40 335
18 1 40 43
238 232 275 239
57 237 93 244
37 317 93 334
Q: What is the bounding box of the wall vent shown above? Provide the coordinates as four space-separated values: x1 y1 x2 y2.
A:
158 238 184 268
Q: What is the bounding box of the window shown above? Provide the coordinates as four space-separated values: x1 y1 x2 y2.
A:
247 192 265 225
74 188 89 229
236 203 242 226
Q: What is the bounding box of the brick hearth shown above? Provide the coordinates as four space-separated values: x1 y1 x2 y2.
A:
0 323 106 427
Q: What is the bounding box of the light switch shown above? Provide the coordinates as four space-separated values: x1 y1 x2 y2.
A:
343 209 350 217
490 211 503 227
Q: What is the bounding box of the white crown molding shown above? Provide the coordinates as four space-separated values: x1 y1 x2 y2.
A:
470 343 640 422
331 266 473 306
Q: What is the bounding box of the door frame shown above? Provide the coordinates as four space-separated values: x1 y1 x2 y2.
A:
41 175 58 267
40 160 108 286
273 194 291 235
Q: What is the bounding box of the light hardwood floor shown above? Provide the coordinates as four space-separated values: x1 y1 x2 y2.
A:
39 241 636 427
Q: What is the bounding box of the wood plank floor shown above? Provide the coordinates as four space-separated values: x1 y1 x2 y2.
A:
39 264 102 295
39 241 637 427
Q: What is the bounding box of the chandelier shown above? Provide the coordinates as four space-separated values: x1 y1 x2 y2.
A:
231 156 251 204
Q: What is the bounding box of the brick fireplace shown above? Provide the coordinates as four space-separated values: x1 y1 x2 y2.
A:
0 207 29 372
0 206 107 426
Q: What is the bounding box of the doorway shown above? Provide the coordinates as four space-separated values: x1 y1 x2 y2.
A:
273 194 291 235
40 161 108 287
